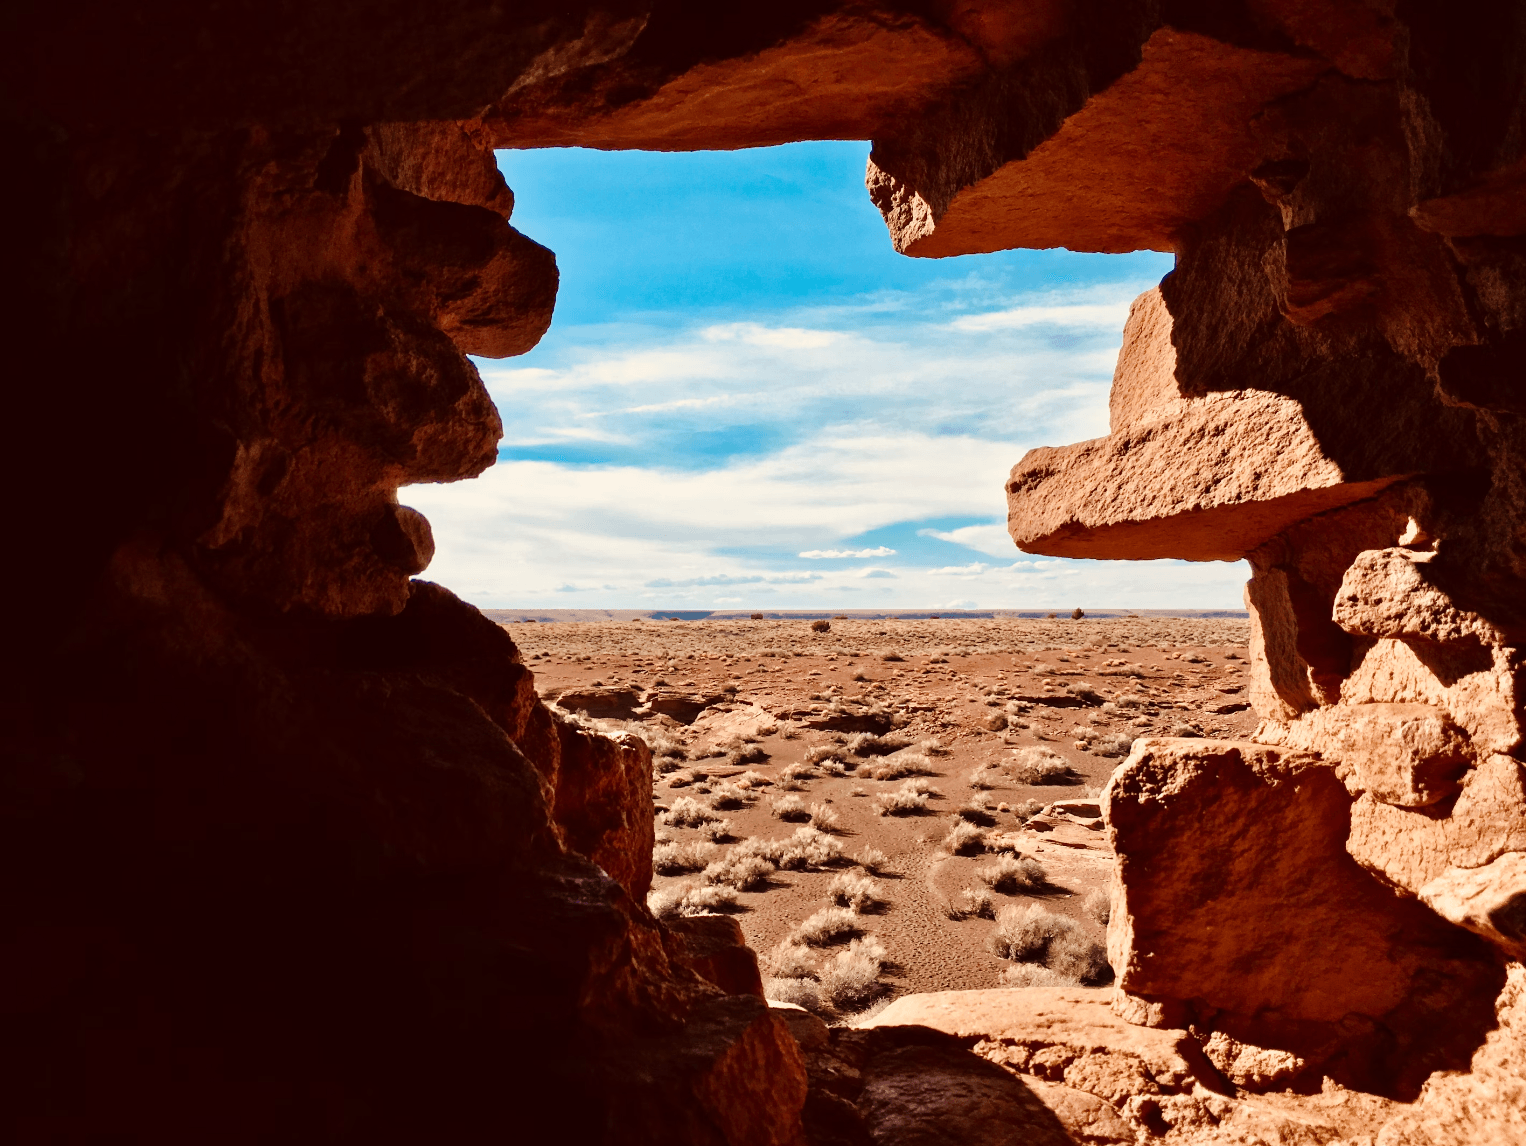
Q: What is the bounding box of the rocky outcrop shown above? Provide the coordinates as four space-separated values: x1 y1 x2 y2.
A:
9 1 1526 1142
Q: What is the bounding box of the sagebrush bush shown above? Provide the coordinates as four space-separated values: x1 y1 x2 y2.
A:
709 781 755 810
999 963 1073 988
818 936 886 1009
764 977 821 1011
702 852 775 891
794 906 863 946
946 886 996 920
855 847 896 875
825 873 884 912
762 940 817 979
990 904 1075 962
800 747 838 767
967 765 1002 790
920 738 952 756
662 796 719 827
772 794 810 821
647 883 741 918
943 820 986 855
653 840 721 875
809 803 840 833
976 854 1047 894
868 753 936 781
1092 735 1134 758
734 770 772 790
847 732 910 757
1010 747 1071 786
1047 929 1113 985
699 818 734 843
954 803 997 826
873 779 935 816
1083 887 1111 925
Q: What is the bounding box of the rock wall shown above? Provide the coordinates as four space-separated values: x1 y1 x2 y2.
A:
5 1 1526 1142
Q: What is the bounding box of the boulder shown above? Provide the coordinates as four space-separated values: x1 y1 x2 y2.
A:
1104 738 1503 1094
665 914 766 998
1420 853 1526 961
546 684 644 719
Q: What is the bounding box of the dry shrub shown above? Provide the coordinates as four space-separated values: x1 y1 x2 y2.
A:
808 803 840 833
999 963 1073 988
653 840 721 875
825 873 884 912
988 906 1112 984
764 977 821 1011
699 819 734 843
702 852 775 891
1010 747 1071 786
873 779 937 816
794 906 863 946
818 937 887 1009
737 827 843 871
954 804 996 826
734 770 772 790
811 620 831 633
947 887 996 921
1047 929 1113 985
848 732 910 757
647 883 741 918
990 904 1075 962
919 738 952 757
709 781 755 810
725 742 769 766
976 855 1047 894
967 765 1002 790
1067 683 1103 705
1083 887 1111 925
855 847 896 875
779 722 801 740
1012 798 1046 823
771 794 810 821
762 940 817 979
801 747 839 767
662 796 719 827
1092 734 1134 758
868 753 936 781
943 820 986 856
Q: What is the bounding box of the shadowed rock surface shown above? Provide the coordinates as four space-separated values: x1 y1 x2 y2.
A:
5 2 1525 1143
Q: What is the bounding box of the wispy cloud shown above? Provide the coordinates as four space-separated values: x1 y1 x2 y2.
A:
949 302 1132 333
919 524 1015 558
800 546 897 558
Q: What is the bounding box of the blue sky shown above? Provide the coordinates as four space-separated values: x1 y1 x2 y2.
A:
404 142 1251 610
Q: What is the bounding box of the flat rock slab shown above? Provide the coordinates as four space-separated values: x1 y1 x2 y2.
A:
862 988 1206 1095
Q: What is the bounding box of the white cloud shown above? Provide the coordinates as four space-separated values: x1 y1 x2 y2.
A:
950 302 1132 333
928 563 991 577
799 546 897 558
919 524 1016 558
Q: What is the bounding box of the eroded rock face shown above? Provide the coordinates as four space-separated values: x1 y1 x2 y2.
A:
9 1 1526 1142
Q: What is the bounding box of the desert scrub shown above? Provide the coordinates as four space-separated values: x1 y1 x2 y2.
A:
825 873 884 912
1010 747 1071 785
662 796 720 828
702 852 775 891
942 820 986 856
919 738 953 756
868 753 936 781
967 764 1002 790
818 936 887 1010
946 887 996 921
698 818 734 843
793 906 864 947
764 977 821 1011
855 847 897 875
1091 734 1134 758
735 827 843 871
808 802 841 832
998 963 1073 988
762 940 817 979
975 855 1047 894
989 905 1113 985
733 770 772 789
873 779 938 816
709 781 755 810
647 883 740 918
771 794 810 822
953 803 996 826
653 839 721 875
801 746 840 767
1083 887 1111 925
724 742 769 766
990 904 1074 962
847 732 910 757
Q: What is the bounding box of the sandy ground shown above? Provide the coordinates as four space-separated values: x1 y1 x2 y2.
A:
508 615 1254 1018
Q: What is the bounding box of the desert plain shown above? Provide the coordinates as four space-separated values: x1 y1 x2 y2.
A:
508 613 1255 1022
